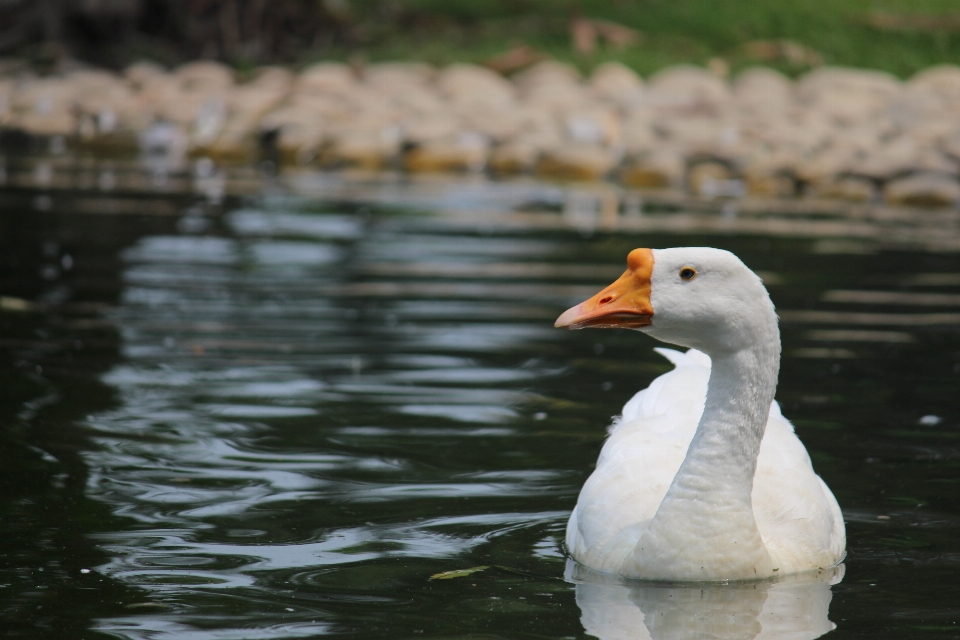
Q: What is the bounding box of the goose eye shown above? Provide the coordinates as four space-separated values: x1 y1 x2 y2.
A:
679 267 697 281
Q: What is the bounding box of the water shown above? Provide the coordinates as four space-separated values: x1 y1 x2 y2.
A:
1 158 959 639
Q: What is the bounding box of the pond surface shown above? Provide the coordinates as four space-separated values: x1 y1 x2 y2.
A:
1 159 959 639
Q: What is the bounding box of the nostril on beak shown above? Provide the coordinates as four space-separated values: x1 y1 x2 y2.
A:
599 296 614 305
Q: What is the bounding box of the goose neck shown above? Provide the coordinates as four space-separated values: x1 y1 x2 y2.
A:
691 342 781 489
630 338 781 579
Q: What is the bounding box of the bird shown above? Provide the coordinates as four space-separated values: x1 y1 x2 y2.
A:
555 247 845 581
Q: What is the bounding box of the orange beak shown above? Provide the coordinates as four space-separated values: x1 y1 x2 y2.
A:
555 248 654 330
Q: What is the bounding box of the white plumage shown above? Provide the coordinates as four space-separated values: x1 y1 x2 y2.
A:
565 347 845 577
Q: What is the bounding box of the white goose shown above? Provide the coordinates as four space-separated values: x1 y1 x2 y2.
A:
556 247 845 581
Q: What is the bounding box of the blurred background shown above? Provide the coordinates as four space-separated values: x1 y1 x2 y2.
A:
2 3 960 640
3 0 960 76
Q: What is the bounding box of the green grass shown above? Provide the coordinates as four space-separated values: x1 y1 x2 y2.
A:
323 0 960 78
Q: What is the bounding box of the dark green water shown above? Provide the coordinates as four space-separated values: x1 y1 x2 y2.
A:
1 158 959 639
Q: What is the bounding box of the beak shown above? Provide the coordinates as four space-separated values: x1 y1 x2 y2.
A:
555 248 654 330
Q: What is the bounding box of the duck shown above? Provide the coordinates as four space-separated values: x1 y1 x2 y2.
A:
555 247 845 581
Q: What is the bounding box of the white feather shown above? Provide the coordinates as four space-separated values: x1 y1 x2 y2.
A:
567 348 845 575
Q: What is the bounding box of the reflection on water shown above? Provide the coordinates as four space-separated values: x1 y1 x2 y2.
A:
570 561 843 640
77 196 577 639
0 162 959 638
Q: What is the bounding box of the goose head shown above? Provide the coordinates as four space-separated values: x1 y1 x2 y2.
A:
555 247 776 354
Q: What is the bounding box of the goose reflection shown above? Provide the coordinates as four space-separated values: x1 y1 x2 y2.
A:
568 559 844 640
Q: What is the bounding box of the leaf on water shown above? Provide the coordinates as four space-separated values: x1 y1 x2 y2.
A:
0 296 31 312
430 566 490 580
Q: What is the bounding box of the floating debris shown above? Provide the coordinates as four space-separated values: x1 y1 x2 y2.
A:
429 566 490 580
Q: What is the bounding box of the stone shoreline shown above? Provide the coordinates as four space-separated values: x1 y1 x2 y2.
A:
3 59 960 208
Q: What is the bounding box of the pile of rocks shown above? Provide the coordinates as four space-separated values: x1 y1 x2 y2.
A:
3 59 960 207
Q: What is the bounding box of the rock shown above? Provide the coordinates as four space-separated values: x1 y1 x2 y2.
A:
513 61 582 90
906 148 956 176
64 70 141 146
402 111 462 145
175 61 235 94
838 122 893 151
620 149 685 188
489 139 541 174
740 147 801 196
589 61 643 107
0 79 13 126
297 62 358 98
656 117 740 157
621 111 658 155
383 79 445 117
733 67 794 114
745 173 796 197
522 82 594 115
135 66 231 143
811 177 876 202
204 124 265 163
687 161 744 197
907 65 960 103
849 136 917 180
537 144 619 181
797 66 901 101
227 69 293 120
454 104 534 143
563 106 620 147
895 67 960 144
514 62 590 116
125 60 165 90
849 136 955 181
286 88 375 129
403 131 489 173
323 126 402 169
131 63 255 154
897 107 958 145
794 144 863 185
645 65 731 114
69 68 123 91
436 64 515 109
134 73 182 122
250 66 295 91
940 131 960 162
259 104 325 163
14 56 960 208
796 67 901 125
517 61 593 113
10 77 77 137
488 118 563 173
809 91 891 126
891 88 953 131
884 173 960 207
218 72 295 158
362 62 435 93
163 61 234 152
747 112 834 155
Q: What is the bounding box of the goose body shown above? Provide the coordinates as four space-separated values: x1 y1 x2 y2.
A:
556 247 845 581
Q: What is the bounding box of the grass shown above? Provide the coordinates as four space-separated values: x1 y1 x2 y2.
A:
322 0 960 78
